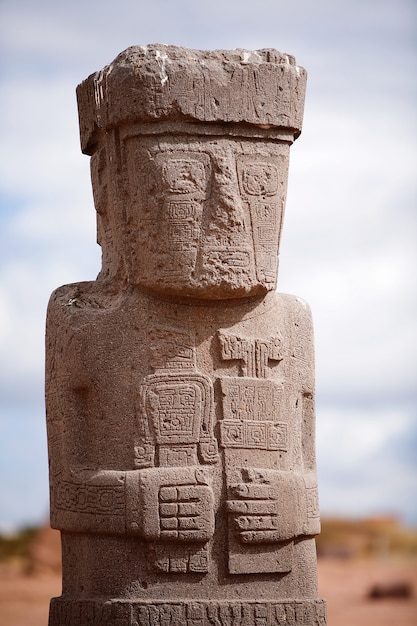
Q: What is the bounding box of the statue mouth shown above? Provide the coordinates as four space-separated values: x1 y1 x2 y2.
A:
202 248 252 269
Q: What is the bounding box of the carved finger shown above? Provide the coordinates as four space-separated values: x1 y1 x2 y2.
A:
228 483 275 499
227 499 277 515
160 517 178 531
235 515 279 531
239 529 283 544
178 501 203 516
159 502 178 517
177 485 208 502
241 468 271 484
177 529 210 540
178 517 200 530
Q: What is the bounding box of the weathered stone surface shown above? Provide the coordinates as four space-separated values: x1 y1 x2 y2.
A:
46 44 325 625
49 598 327 625
77 45 307 155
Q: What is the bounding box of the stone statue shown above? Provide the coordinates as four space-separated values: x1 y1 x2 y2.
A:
46 45 326 625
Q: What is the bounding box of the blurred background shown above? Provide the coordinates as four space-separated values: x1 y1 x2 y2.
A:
0 1 416 624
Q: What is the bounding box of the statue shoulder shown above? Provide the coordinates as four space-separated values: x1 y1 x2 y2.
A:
274 292 313 321
48 281 102 313
46 281 130 322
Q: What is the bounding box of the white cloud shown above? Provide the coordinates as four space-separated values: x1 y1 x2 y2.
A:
317 403 417 522
277 93 417 401
318 405 411 466
0 78 89 194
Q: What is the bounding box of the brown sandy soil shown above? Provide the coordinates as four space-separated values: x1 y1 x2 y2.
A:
0 562 61 626
318 557 417 626
0 558 416 625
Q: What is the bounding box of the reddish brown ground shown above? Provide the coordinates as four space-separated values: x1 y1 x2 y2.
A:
318 557 417 625
0 557 416 625
0 562 60 626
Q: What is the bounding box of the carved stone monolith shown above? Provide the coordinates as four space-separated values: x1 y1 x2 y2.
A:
46 45 326 625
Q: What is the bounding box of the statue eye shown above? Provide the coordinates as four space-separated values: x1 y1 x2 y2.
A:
241 163 278 196
162 159 206 194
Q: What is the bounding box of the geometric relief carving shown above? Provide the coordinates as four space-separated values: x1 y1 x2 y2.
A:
167 202 201 251
168 200 198 220
140 372 217 466
220 377 283 421
219 378 287 451
227 481 280 543
50 598 327 625
148 325 196 371
135 322 218 576
239 163 279 197
250 201 281 285
306 485 320 519
134 443 155 469
158 484 213 540
162 158 207 196
147 381 202 444
201 247 251 273
152 152 210 282
54 480 125 516
150 544 209 573
158 446 196 468
237 158 282 287
136 324 218 469
218 328 291 574
225 466 303 574
227 469 298 547
220 420 287 451
219 331 283 378
140 467 215 544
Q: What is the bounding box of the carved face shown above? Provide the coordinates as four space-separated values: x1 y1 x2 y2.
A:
124 135 290 299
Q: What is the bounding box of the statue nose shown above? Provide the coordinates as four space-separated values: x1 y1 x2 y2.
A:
212 157 246 233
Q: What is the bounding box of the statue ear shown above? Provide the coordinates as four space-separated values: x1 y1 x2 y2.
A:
91 147 108 217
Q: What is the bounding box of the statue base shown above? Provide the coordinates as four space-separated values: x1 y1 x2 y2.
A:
49 597 327 625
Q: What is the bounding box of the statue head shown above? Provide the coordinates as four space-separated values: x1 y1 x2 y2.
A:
77 45 306 299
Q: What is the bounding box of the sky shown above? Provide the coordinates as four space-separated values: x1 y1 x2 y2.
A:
0 0 416 531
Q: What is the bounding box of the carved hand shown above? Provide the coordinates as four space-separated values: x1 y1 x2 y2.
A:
227 469 298 543
157 482 214 541
139 466 215 542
